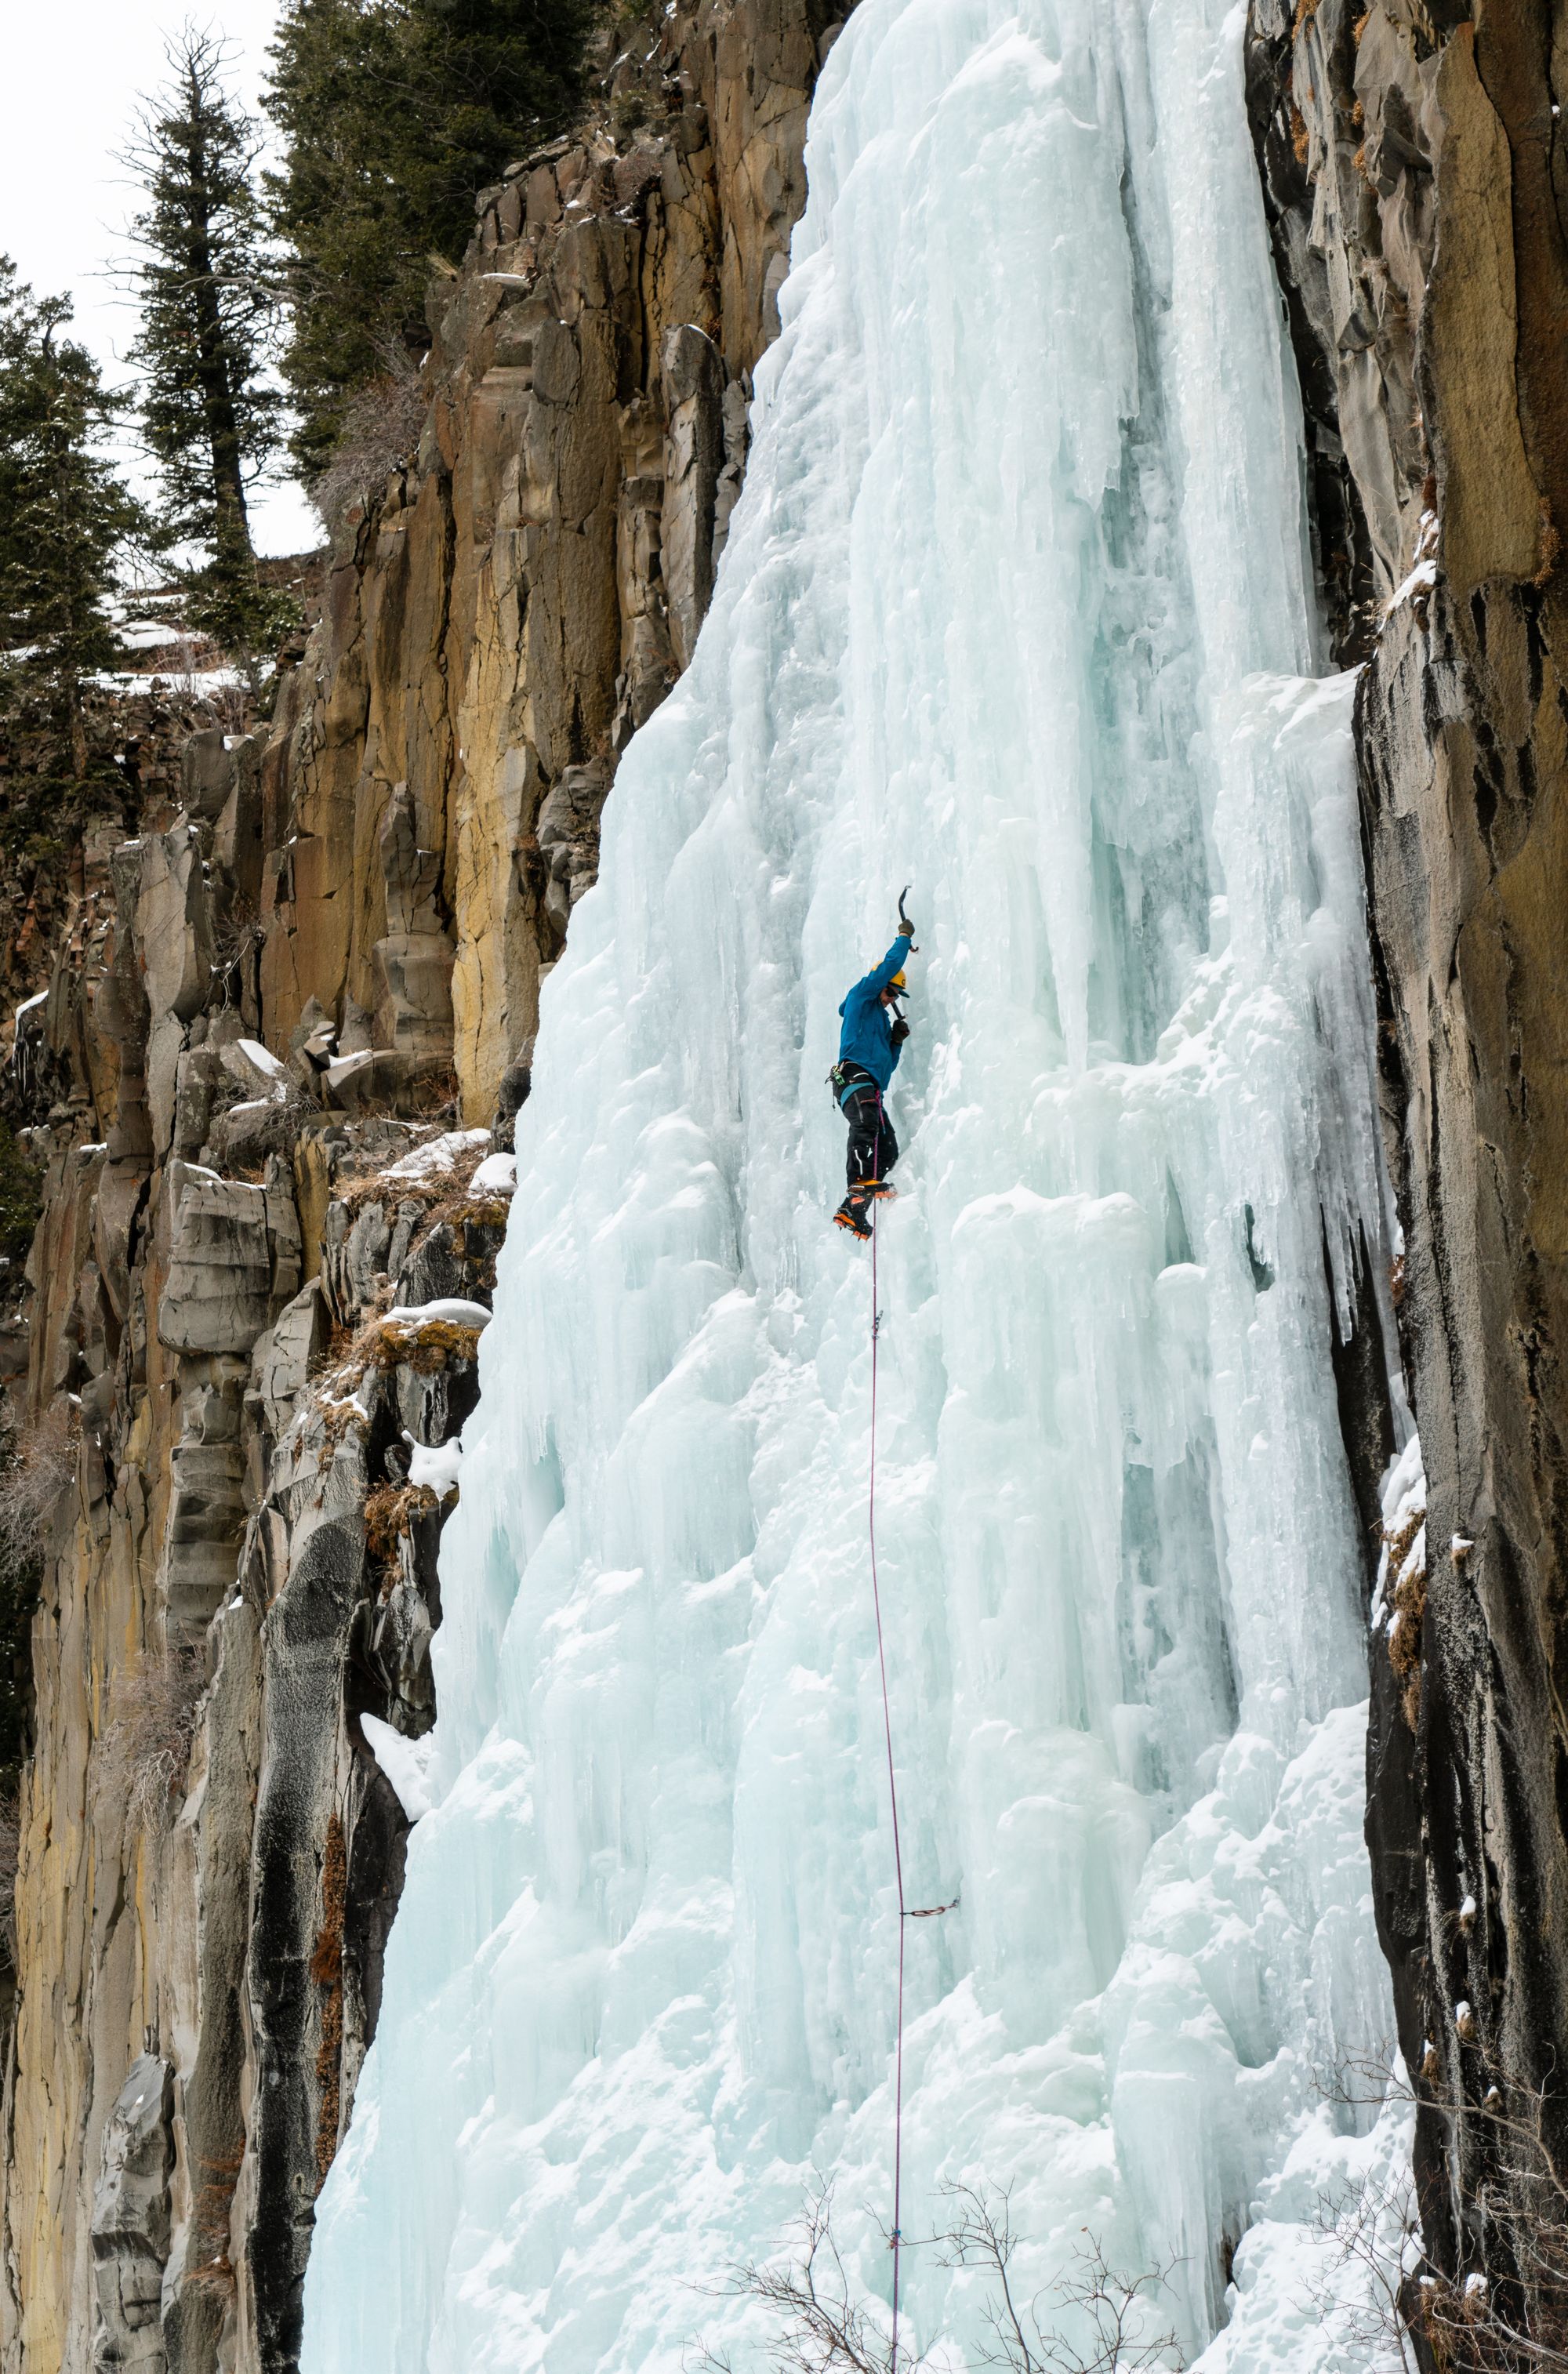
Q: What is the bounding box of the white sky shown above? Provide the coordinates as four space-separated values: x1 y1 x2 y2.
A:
2 0 319 555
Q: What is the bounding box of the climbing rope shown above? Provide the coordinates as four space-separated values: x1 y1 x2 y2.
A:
866 1216 908 2369
866 1218 957 2374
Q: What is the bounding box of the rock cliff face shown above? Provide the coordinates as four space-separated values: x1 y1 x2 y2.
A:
17 0 1568 2358
260 0 836 1127
1248 0 1568 2317
0 5 836 2369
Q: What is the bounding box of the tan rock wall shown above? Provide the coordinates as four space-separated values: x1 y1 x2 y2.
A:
1250 0 1568 2313
262 0 839 1126
0 5 836 2369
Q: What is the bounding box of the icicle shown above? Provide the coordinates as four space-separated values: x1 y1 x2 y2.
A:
301 0 1399 2368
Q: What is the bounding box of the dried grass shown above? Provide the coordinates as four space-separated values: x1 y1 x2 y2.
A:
1382 1502 1428 1732
187 2145 244 2298
317 1395 372 1454
364 1480 440 1591
0 1405 79 1566
364 1317 483 1376
336 1133 491 1218
312 1813 347 2183
409 1069 463 1123
1534 499 1560 590
103 1647 205 1831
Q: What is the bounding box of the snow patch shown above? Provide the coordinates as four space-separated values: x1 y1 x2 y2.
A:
381 1299 492 1330
403 1432 463 1496
379 1129 492 1182
467 1151 517 1196
236 1036 288 1084
360 1715 439 1822
1384 510 1439 617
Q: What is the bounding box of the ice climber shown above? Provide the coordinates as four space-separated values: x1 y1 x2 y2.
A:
830 905 915 1240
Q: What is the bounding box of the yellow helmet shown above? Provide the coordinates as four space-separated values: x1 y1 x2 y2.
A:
888 970 907 993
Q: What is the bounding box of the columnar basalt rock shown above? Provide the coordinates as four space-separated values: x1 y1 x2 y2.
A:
1249 0 1568 2306
0 6 835 2369
89 2056 173 2373
260 0 841 1127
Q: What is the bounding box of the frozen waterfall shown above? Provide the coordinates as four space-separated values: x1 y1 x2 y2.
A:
301 0 1412 2367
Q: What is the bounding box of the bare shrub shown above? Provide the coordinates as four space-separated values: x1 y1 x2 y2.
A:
936 2188 1184 2374
0 1405 80 1565
1316 2050 1568 2370
197 678 252 737
310 361 429 533
695 2183 906 2374
691 2181 1183 2374
1302 2167 1421 2372
104 1647 205 1831
209 888 262 1009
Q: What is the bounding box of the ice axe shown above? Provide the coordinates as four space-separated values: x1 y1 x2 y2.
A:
897 884 919 953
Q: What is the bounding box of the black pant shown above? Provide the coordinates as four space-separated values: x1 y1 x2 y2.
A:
841 1080 898 1192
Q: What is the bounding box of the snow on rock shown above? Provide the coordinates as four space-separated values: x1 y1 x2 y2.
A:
466 1151 517 1196
302 0 1401 2370
360 1715 439 1823
1385 557 1436 612
380 1299 492 1331
236 1036 286 1082
1373 1432 1425 1627
10 990 45 1050
404 1432 463 1496
379 1129 492 1183
1383 509 1439 618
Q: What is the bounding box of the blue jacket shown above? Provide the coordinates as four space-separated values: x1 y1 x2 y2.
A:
837 936 911 1092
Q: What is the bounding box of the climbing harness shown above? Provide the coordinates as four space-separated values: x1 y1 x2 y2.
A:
866 1211 956 2372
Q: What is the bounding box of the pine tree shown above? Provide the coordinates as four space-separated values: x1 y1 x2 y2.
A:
0 260 142 777
266 0 597 474
264 0 417 474
124 27 292 676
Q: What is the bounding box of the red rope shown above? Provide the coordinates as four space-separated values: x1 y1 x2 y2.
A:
867 1215 907 2374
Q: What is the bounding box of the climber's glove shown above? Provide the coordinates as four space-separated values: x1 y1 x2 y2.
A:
890 1017 911 1048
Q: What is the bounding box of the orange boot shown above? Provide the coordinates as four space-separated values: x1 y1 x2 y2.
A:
833 1188 873 1240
